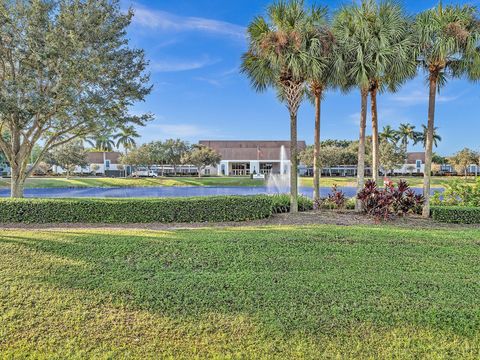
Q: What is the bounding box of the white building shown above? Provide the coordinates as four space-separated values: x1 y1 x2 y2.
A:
198 140 307 176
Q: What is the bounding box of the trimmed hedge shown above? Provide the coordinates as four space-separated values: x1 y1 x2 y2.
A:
271 194 314 214
0 196 273 224
431 206 480 224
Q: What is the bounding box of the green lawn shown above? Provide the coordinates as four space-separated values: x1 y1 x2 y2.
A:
0 176 265 188
0 175 473 189
1 225 479 358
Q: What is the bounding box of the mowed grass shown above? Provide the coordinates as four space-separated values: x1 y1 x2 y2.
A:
0 175 471 189
300 176 476 188
1 225 479 358
0 176 265 189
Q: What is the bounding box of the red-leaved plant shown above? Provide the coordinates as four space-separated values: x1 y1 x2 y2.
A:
357 180 424 221
328 185 347 209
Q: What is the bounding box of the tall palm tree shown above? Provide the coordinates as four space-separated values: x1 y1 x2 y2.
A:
305 7 339 203
86 133 115 174
333 0 415 208
379 125 400 144
86 133 115 152
397 123 418 152
115 126 140 154
414 2 480 217
333 4 370 211
242 0 318 213
415 125 442 148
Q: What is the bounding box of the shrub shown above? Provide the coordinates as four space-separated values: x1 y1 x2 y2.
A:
357 180 424 221
431 206 480 224
431 179 480 207
271 194 313 214
314 185 349 210
0 196 273 224
327 185 347 209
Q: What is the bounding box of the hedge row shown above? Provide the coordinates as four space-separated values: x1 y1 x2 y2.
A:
431 206 480 224
271 194 314 214
0 196 273 224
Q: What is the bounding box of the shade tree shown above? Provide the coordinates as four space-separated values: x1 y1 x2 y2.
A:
0 0 151 197
181 145 222 178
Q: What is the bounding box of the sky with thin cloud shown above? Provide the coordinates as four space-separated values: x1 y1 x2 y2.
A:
123 0 480 155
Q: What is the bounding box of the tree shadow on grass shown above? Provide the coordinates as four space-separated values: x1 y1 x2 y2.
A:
1 227 480 338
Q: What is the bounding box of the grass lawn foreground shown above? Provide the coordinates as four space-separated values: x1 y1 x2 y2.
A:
1 225 479 358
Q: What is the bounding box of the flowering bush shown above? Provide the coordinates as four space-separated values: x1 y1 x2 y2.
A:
357 180 424 221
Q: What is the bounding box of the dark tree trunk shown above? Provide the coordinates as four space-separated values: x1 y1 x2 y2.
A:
370 87 380 184
422 72 438 218
313 87 322 203
356 88 368 212
290 111 298 213
10 163 25 198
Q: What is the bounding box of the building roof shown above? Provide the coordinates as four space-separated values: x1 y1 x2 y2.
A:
199 140 306 161
87 151 122 164
406 152 426 164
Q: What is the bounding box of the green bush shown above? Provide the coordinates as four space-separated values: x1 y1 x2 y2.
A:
431 179 480 207
271 194 313 214
0 196 273 224
431 206 480 224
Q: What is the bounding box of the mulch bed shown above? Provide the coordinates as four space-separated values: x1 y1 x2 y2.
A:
0 210 478 231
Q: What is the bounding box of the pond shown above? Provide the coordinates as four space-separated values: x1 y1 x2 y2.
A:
0 186 440 198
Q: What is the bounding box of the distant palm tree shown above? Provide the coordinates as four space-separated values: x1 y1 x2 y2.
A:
242 0 319 213
86 133 115 152
414 2 480 217
86 133 115 174
397 123 418 152
415 125 442 148
380 125 400 144
115 126 139 154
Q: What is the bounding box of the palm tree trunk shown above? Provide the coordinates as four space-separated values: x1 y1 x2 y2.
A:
290 111 298 213
422 72 438 218
356 88 368 212
370 87 380 184
313 87 322 203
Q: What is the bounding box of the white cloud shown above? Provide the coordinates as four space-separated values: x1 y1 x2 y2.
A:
194 77 222 87
138 122 225 142
155 124 211 138
391 90 459 106
131 6 246 40
150 56 219 72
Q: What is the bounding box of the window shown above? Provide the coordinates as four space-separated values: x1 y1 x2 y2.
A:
416 160 421 169
204 168 210 176
260 162 273 175
231 162 250 176
105 160 111 169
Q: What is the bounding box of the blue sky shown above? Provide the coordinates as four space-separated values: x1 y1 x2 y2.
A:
123 0 480 156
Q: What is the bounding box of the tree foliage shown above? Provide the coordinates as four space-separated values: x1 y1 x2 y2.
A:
448 148 479 178
0 0 151 197
379 140 406 174
181 145 221 177
45 141 89 177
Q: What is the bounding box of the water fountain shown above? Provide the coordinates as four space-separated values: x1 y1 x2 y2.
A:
266 145 290 193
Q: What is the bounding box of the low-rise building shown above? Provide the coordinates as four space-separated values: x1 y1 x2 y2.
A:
393 152 426 175
198 140 307 176
52 151 123 175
